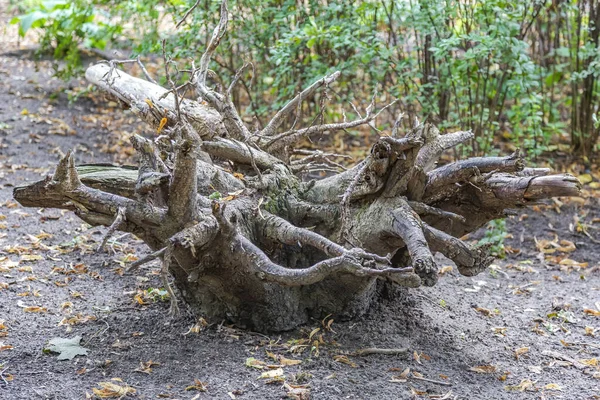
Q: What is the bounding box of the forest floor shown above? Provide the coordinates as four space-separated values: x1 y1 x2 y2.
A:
1 8 600 400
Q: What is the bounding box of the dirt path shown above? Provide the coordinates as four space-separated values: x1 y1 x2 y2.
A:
1 6 600 400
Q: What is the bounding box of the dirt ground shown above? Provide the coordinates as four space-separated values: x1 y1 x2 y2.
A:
1 7 600 400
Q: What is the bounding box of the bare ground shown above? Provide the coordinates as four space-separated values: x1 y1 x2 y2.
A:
1 12 600 400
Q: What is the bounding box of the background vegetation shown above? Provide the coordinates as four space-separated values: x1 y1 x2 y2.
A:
9 0 600 157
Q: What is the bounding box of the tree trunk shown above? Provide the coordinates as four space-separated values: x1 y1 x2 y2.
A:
13 1 581 332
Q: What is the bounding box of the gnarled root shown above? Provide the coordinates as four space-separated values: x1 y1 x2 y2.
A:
12 0 582 331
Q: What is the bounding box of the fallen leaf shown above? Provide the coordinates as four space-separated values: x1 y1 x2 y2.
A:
469 365 497 374
24 306 47 313
515 347 529 360
333 355 357 368
185 379 208 391
284 382 310 400
135 360 160 374
584 326 596 337
543 383 561 391
44 336 89 360
584 308 600 317
246 357 266 369
20 254 43 262
475 307 492 317
579 358 598 366
92 381 136 398
438 265 453 275
505 379 535 392
0 343 13 351
279 356 302 366
258 368 284 379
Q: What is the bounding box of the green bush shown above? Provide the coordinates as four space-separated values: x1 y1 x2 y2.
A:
10 0 123 78
11 0 600 156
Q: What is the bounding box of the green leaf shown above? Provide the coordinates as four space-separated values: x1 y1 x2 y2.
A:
16 11 48 37
44 336 89 360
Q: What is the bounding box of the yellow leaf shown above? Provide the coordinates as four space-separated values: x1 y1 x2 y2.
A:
157 117 168 134
185 379 208 391
469 365 497 374
92 382 136 398
505 379 535 392
0 344 13 351
333 355 357 368
245 357 266 369
584 326 596 337
584 308 600 317
578 174 593 184
579 358 598 366
279 356 302 366
20 254 43 262
438 265 453 275
556 240 576 252
514 347 529 359
559 258 588 268
258 368 284 379
24 306 47 313
544 383 561 391
308 327 320 340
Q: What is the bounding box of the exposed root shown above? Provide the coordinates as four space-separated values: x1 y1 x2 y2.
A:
98 207 126 252
11 0 584 331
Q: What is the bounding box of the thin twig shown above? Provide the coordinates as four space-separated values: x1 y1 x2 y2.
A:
411 375 452 387
352 348 409 356
176 0 201 29
127 247 167 272
98 207 126 252
162 40 181 121
136 56 157 84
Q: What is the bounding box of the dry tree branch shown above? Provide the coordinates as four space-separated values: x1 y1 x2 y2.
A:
176 0 201 29
260 71 341 138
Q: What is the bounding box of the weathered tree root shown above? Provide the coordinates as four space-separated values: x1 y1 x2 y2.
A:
13 0 581 331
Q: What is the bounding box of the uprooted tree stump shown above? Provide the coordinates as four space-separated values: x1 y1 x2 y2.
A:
13 2 581 332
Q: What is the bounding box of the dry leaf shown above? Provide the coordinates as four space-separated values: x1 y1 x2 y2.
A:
24 306 47 313
584 308 600 317
92 381 136 398
246 357 266 369
284 382 310 400
258 368 284 380
0 343 14 352
333 355 357 368
505 379 535 392
469 365 497 374
135 360 160 374
475 307 493 317
438 265 453 275
584 326 596 337
279 356 302 366
20 254 43 262
543 383 561 391
579 358 598 366
185 379 208 391
514 347 529 360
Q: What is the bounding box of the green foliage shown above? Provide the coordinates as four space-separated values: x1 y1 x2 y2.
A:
478 219 508 258
10 0 122 78
12 0 600 155
146 287 170 302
